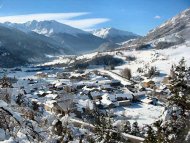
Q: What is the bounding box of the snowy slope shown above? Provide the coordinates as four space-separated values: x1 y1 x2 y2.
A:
92 28 138 38
122 8 190 50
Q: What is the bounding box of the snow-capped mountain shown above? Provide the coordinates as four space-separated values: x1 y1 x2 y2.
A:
122 8 190 50
3 20 110 54
0 25 69 67
4 20 87 37
92 28 140 43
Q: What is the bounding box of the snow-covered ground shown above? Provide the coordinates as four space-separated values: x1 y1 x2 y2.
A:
1 41 189 142
102 42 190 83
114 103 164 127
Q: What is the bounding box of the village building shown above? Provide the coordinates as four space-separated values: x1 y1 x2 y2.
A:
56 72 70 79
116 93 133 101
110 79 121 87
118 100 131 106
133 92 146 100
35 72 48 78
142 79 155 88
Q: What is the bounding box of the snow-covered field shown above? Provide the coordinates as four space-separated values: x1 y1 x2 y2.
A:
114 103 164 126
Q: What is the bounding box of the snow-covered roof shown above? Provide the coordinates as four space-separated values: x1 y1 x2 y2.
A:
140 98 153 104
116 93 133 99
46 94 58 99
90 91 101 97
101 94 113 106
77 99 94 110
45 100 56 108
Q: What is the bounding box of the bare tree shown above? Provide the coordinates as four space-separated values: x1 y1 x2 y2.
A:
121 68 132 80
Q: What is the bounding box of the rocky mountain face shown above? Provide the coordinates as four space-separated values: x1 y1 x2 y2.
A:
122 8 190 50
92 27 140 43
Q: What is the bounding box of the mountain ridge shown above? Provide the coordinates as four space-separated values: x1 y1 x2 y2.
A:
91 27 140 43
121 8 190 50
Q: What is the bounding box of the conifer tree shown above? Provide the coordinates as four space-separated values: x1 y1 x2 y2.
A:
144 126 157 143
169 57 190 115
131 121 140 136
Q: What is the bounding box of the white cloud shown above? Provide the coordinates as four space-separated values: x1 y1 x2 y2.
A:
0 13 110 30
0 12 88 23
61 18 110 30
154 15 161 19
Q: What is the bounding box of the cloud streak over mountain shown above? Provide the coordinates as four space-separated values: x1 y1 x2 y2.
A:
0 12 110 30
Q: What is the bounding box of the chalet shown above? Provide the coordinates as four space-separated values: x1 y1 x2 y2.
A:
162 76 171 84
139 96 158 105
75 69 85 74
72 108 84 118
142 80 155 88
90 91 102 100
125 84 136 92
118 100 131 106
52 99 75 115
64 85 76 93
133 92 146 100
44 98 75 115
101 84 113 91
28 79 38 84
56 72 70 79
74 82 86 90
70 75 84 81
104 65 115 70
37 90 53 97
100 94 117 109
75 99 94 117
116 93 133 101
132 75 144 83
110 80 121 87
140 98 153 104
11 67 22 72
97 79 111 85
44 100 56 112
82 85 99 94
48 84 57 90
35 72 48 78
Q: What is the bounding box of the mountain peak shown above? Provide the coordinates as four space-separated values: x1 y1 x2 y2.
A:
3 20 87 36
91 27 140 43
92 27 139 38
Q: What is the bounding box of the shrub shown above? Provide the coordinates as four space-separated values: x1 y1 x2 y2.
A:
121 68 132 80
125 56 136 61
136 44 151 50
155 42 175 49
147 66 159 78
137 67 144 73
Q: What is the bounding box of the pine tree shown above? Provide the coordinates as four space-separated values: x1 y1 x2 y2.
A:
151 57 190 143
153 120 164 143
131 121 140 136
144 126 157 143
169 57 190 115
123 121 131 133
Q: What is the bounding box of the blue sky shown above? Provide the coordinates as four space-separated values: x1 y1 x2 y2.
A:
0 0 189 35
